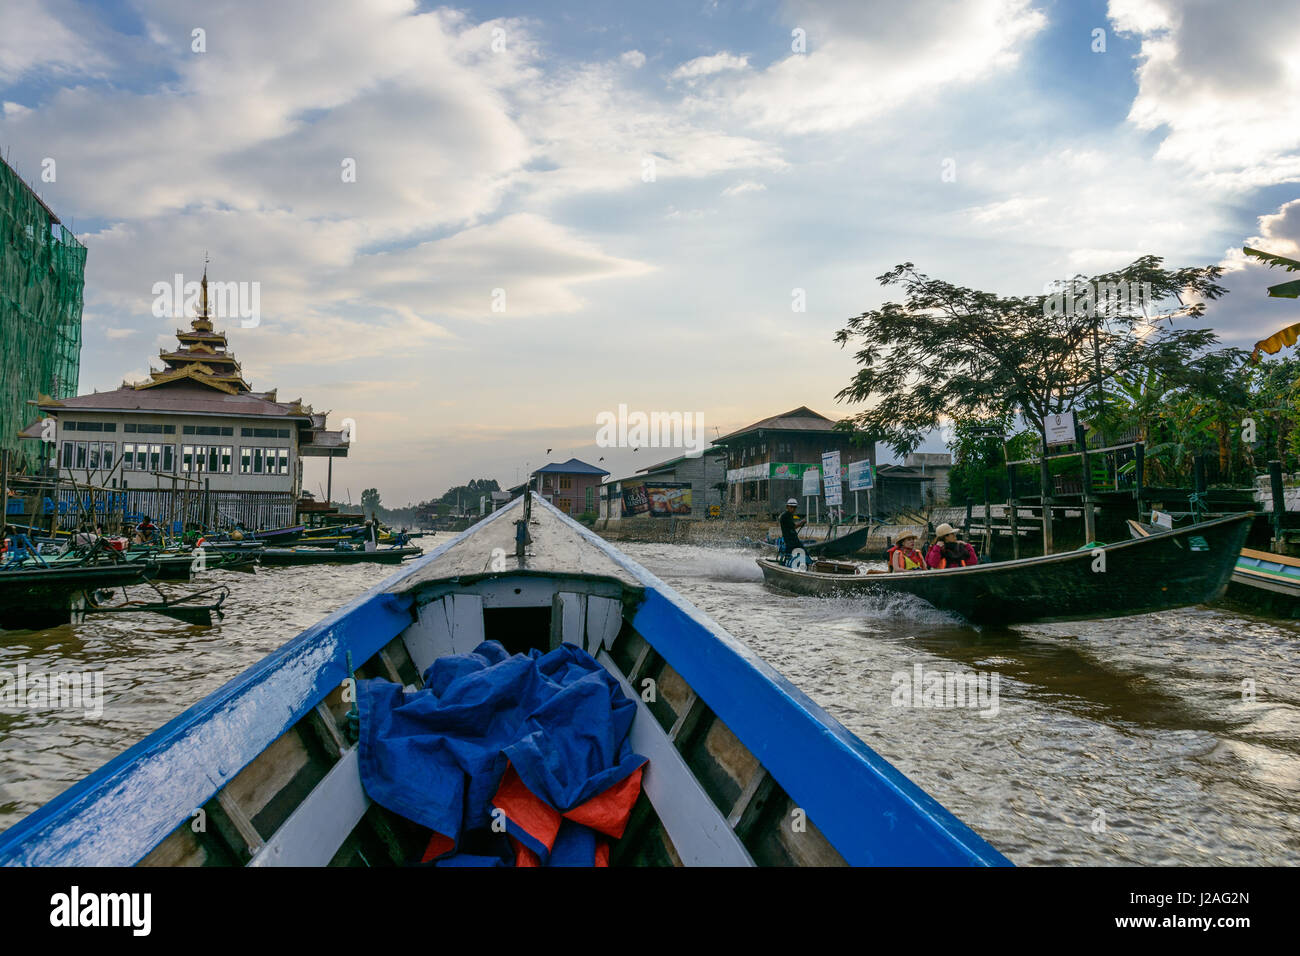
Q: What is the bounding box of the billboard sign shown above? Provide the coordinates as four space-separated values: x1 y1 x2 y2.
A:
847 459 874 491
622 480 692 517
821 451 843 505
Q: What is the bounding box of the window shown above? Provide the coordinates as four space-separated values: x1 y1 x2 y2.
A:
585 487 594 512
182 425 233 436
66 421 113 432
87 442 100 470
240 427 290 438
124 423 167 434
558 498 573 514
61 442 73 468
148 444 162 472
559 477 572 490
134 444 147 471
162 445 174 472
182 445 232 474
75 441 87 468
239 446 289 475
101 443 115 471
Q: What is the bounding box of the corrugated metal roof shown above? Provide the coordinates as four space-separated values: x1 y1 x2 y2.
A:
534 458 610 476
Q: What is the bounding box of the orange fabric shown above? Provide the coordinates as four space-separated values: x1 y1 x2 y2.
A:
493 762 563 851
419 831 455 862
561 766 643 838
511 837 542 867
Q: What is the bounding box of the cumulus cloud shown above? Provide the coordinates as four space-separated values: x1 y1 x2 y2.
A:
1110 0 1300 187
671 52 750 79
620 50 647 68
690 0 1045 134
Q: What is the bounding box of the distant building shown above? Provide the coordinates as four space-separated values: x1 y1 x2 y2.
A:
874 464 937 514
509 458 609 517
600 446 726 520
715 406 876 518
1 155 85 472
30 269 348 529
903 452 952 506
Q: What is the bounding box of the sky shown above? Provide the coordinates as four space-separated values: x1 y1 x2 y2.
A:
1 0 1298 507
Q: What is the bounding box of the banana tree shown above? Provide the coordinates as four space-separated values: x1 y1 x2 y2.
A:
1244 246 1300 362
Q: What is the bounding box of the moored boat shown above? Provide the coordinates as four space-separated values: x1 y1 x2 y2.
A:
256 545 422 566
0 494 1008 866
758 513 1254 625
1227 548 1300 617
0 562 156 630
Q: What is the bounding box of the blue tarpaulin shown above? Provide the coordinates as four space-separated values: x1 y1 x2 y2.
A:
357 640 647 866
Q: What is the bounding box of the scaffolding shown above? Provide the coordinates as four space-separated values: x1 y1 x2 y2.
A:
0 154 85 473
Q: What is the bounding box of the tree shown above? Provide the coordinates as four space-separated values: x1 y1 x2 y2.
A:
834 257 1228 499
361 487 381 516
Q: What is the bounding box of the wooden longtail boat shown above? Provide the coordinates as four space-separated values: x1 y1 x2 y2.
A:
0 562 155 630
749 525 873 558
1129 519 1300 618
250 525 305 545
1228 549 1300 617
256 545 422 566
759 513 1254 625
0 495 1008 866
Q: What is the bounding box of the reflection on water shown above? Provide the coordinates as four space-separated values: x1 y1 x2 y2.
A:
623 543 1300 866
2 536 1297 865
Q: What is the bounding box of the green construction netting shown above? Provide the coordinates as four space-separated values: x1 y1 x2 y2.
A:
0 156 85 473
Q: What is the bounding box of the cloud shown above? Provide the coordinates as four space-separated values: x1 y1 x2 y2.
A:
620 50 646 68
671 52 750 79
1110 0 1300 188
1210 199 1300 351
690 0 1045 134
0 0 111 84
722 180 766 197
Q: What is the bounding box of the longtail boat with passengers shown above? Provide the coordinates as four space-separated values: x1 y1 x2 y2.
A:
0 493 1008 866
758 513 1254 626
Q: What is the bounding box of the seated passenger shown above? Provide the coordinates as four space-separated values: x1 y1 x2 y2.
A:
926 523 978 568
888 532 928 572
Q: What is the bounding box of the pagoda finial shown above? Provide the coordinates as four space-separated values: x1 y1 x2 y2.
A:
199 257 210 321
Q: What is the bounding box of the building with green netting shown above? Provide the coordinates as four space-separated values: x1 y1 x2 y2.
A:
0 155 85 474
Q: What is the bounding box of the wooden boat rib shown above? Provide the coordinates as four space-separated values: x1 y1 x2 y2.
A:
759 513 1254 625
0 495 1008 867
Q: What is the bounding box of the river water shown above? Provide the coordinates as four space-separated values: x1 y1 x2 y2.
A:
2 538 1297 865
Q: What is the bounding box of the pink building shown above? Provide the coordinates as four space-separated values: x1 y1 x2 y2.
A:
511 458 609 517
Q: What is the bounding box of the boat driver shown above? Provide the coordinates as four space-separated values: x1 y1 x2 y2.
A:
779 499 806 555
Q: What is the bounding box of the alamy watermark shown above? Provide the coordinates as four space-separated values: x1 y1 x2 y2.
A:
152 273 261 328
891 663 999 718
1043 279 1153 320
595 404 706 455
0 664 104 718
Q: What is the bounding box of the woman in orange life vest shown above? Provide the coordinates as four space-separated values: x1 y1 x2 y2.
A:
888 532 928 572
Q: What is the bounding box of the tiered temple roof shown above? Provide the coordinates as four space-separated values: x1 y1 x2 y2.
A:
135 268 251 394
